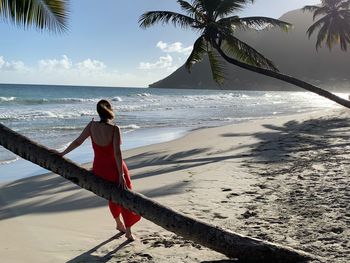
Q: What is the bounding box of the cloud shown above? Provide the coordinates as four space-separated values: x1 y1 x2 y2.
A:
0 56 26 72
139 54 173 70
76 59 106 71
137 41 192 73
38 55 72 71
0 54 166 87
156 41 193 55
38 55 108 74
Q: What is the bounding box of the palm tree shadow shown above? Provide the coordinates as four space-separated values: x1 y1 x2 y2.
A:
0 173 106 220
67 233 132 263
221 116 350 164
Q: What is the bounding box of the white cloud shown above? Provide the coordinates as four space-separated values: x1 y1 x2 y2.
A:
0 56 26 72
139 54 173 70
38 55 72 71
156 41 193 55
0 54 169 87
76 59 106 71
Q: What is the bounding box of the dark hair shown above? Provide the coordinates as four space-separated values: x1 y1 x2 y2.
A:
97 99 115 122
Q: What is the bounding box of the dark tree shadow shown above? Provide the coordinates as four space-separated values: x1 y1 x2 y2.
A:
126 147 252 180
0 145 250 220
66 233 132 263
221 116 350 164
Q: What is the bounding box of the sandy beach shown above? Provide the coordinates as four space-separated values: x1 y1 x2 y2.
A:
1 109 349 263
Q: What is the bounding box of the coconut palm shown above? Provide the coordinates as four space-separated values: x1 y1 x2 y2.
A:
0 0 68 33
303 0 350 51
139 0 350 109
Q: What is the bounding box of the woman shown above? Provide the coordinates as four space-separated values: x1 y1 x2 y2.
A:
59 99 141 241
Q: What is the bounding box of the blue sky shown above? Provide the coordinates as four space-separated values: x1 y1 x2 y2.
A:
0 0 320 87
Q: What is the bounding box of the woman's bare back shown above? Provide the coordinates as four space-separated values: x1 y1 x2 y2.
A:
90 121 116 146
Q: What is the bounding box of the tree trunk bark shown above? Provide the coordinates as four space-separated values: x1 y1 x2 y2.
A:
213 43 350 109
0 123 318 263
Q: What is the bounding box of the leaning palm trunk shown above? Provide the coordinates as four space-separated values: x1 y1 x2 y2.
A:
213 42 350 109
0 123 317 263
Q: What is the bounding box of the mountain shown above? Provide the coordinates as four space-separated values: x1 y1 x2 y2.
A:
149 8 350 92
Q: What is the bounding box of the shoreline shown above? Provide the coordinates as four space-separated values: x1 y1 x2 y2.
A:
1 108 349 262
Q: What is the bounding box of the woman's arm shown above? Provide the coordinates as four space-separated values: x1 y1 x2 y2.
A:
60 122 92 156
113 126 126 187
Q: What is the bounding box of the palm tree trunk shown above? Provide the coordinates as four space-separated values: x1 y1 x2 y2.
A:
0 123 317 263
213 42 350 109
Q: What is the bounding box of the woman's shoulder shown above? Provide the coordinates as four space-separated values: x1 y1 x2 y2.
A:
91 120 119 129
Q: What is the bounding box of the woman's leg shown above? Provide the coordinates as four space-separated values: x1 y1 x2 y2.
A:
125 227 135 241
109 201 126 232
120 161 140 240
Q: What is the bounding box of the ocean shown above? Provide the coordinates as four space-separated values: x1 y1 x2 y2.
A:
0 84 342 182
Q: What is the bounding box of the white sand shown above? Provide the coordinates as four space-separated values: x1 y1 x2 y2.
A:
0 109 349 262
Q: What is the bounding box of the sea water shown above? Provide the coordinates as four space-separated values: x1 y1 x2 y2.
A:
0 84 341 182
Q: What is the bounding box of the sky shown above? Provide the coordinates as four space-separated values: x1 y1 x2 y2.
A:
0 0 320 88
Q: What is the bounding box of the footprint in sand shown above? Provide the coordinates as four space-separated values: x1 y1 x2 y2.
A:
226 192 239 199
242 210 257 219
213 212 228 219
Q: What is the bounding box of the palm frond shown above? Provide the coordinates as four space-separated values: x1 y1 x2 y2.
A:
311 6 329 20
207 49 226 85
185 36 208 72
177 0 201 18
217 15 240 25
339 1 350 9
326 13 350 50
214 0 254 19
326 16 339 50
139 11 196 29
221 33 279 71
302 5 321 13
235 16 292 31
315 23 329 50
0 0 68 33
306 15 329 38
195 0 253 19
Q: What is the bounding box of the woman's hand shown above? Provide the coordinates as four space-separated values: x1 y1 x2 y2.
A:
118 173 127 189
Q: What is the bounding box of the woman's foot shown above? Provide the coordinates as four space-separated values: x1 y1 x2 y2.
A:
115 218 126 233
125 228 135 241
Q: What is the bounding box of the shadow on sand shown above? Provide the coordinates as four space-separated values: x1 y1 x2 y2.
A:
221 116 350 164
0 145 250 220
67 233 132 263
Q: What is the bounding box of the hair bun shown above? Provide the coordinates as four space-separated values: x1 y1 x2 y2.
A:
97 99 115 121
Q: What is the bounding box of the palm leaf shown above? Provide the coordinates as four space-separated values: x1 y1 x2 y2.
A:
315 22 330 50
306 15 329 38
0 0 68 33
195 0 253 19
311 6 329 20
235 16 292 31
326 13 350 50
221 32 279 71
326 16 339 50
177 0 202 18
207 49 226 85
185 36 208 72
214 0 254 19
339 1 350 9
139 11 196 29
302 5 322 13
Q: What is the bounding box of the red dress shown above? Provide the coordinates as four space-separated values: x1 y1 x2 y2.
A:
91 125 141 228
